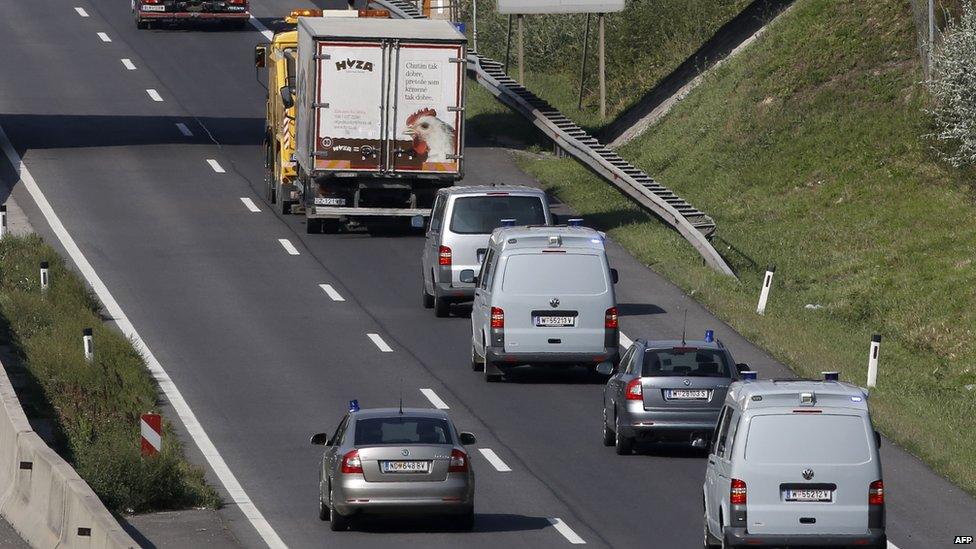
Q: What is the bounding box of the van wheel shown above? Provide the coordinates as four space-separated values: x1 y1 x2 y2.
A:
471 341 484 372
614 413 633 455
484 356 502 382
434 296 450 318
703 513 720 548
422 280 434 309
602 408 616 446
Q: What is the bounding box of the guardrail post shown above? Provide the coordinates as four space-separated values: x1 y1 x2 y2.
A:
82 328 94 363
867 334 881 388
755 264 775 315
141 413 162 457
39 262 49 291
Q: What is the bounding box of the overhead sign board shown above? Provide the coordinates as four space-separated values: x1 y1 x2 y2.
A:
496 0 625 14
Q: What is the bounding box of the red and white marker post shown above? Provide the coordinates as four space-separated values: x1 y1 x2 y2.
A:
140 413 162 457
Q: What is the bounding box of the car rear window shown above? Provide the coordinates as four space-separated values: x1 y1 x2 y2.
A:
642 348 731 377
745 414 871 464
501 253 608 295
449 195 547 234
354 417 453 446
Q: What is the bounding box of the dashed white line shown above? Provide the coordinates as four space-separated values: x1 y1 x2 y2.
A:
239 197 260 213
175 123 193 136
319 284 345 302
548 518 586 544
74 7 89 17
278 239 300 255
419 388 449 409
888 542 901 549
146 89 163 102
367 333 393 353
97 32 111 42
0 124 287 549
478 448 512 472
248 14 274 40
207 159 225 173
121 58 136 70
619 332 633 349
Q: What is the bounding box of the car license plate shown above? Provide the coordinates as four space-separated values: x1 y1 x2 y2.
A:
314 197 346 206
141 4 165 10
381 460 430 474
535 315 575 327
785 489 832 502
666 389 709 400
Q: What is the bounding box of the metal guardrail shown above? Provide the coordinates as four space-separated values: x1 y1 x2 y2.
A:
371 0 737 278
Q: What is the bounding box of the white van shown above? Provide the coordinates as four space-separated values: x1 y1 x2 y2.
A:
703 375 886 548
464 225 619 382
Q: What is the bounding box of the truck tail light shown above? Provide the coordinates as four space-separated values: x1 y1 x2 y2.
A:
439 245 452 266
340 450 362 474
490 307 504 329
142 0 160 4
227 0 246 4
605 307 618 329
868 480 884 505
625 378 642 400
448 449 469 472
731 479 747 505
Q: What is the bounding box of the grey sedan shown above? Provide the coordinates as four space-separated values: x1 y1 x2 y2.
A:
310 407 477 531
599 338 747 454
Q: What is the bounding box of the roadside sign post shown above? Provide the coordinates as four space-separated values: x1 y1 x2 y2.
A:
756 264 775 315
82 328 94 363
0 204 6 238
141 413 162 457
867 334 881 388
40 261 49 291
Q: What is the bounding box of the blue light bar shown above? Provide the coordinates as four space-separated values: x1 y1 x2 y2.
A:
349 399 360 412
704 329 714 343
822 371 840 381
741 371 758 381
567 218 584 227
500 218 516 227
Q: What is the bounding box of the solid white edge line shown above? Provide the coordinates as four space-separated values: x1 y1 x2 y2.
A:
74 7 89 17
319 284 345 302
146 89 163 102
175 123 193 136
419 388 449 410
477 448 512 472
548 517 586 544
277 239 299 255
619 332 633 349
239 198 260 213
0 125 288 549
248 14 274 41
207 159 225 173
367 333 393 353
121 58 136 70
888 542 900 549
97 31 111 42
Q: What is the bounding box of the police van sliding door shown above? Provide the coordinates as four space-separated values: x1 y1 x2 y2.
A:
314 41 385 173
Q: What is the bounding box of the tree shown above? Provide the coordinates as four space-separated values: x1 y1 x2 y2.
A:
928 2 976 167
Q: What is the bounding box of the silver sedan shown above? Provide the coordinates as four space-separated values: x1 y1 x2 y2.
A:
311 407 477 531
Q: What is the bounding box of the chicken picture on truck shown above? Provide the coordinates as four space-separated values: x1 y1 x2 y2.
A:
256 12 467 233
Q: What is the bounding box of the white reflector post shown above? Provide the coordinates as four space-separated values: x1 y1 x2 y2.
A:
867 334 881 388
0 204 6 238
40 261 49 291
756 264 775 315
83 328 94 363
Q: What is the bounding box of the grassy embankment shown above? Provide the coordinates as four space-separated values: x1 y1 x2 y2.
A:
510 0 976 494
0 234 218 513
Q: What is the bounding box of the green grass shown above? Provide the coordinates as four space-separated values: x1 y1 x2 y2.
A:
516 0 976 495
0 234 219 514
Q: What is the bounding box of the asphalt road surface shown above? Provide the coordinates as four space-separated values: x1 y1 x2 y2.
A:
1 0 974 548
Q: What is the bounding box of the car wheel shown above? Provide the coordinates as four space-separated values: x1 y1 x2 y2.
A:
471 340 484 372
434 295 450 318
135 16 149 29
602 406 615 446
329 486 350 531
318 489 328 521
422 279 434 309
484 354 502 382
457 507 475 531
614 412 633 455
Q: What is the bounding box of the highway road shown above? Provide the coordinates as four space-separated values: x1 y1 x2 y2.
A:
1 0 974 547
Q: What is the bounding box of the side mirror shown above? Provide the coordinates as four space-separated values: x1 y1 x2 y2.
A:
595 361 614 376
459 269 476 284
310 433 329 445
279 85 295 109
254 44 267 68
459 432 477 445
610 268 619 284
735 363 749 374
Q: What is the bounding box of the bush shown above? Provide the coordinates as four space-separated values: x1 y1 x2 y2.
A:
928 1 976 166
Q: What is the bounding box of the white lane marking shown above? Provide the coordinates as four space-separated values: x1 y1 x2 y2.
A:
888 542 901 549
240 198 260 213
175 123 193 136
121 58 136 70
478 448 512 472
319 284 345 302
97 32 111 42
0 125 288 549
619 332 633 349
248 15 274 41
207 159 225 173
419 388 449 410
548 518 586 544
75 7 89 17
278 239 299 255
146 89 163 102
367 333 393 353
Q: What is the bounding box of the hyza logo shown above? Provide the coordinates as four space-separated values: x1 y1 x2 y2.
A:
335 59 374 72
954 536 974 544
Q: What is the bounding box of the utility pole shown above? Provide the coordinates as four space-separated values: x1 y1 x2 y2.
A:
598 13 606 119
472 0 478 52
578 14 591 110
928 0 935 79
518 14 525 84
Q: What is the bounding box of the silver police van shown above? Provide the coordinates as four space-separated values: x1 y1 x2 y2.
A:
702 374 886 548
422 186 551 317
465 224 619 382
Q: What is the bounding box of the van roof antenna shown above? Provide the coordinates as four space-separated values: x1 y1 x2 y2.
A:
681 309 688 346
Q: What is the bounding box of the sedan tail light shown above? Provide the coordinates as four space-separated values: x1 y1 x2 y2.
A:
605 307 618 329
868 480 884 505
340 450 362 474
439 245 452 266
490 307 504 329
448 449 469 472
625 378 642 400
730 478 747 505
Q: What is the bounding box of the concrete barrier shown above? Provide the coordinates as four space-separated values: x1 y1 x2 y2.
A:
0 359 138 548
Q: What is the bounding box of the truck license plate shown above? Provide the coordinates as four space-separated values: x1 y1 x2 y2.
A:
381 461 430 474
785 489 832 502
314 197 346 206
535 316 575 327
141 4 165 10
666 389 709 400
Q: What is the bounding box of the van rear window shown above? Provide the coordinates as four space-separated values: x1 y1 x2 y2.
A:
449 196 547 234
745 414 871 464
502 254 608 295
